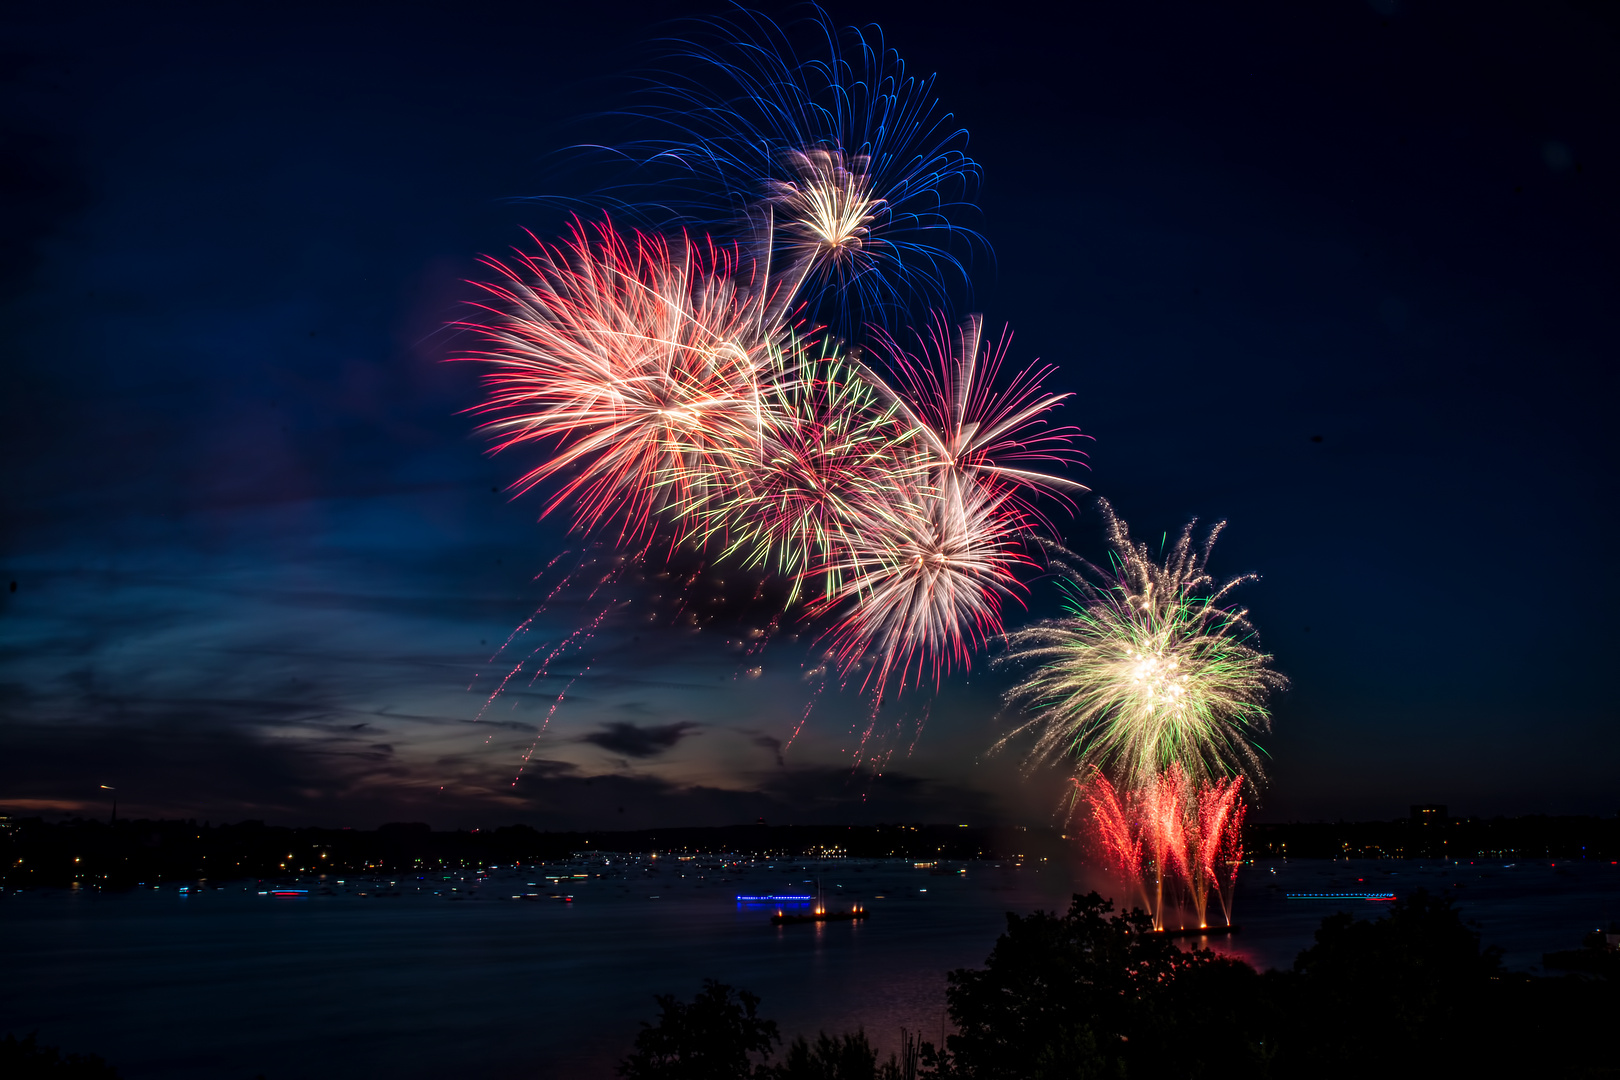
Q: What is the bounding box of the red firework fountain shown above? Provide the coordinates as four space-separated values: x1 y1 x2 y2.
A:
1075 764 1246 932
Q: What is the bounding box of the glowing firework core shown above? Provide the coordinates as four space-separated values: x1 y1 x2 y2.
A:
769 148 885 268
997 505 1285 790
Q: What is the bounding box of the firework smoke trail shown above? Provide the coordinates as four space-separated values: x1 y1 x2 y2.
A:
617 6 984 328
677 340 923 602
996 503 1287 790
458 218 788 546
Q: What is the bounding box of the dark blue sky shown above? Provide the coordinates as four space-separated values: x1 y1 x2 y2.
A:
2 0 1615 827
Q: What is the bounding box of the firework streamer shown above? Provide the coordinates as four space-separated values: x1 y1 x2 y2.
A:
996 502 1286 790
613 6 985 328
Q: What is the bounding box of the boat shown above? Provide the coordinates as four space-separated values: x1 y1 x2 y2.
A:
769 878 867 925
1156 924 1239 939
772 904 867 925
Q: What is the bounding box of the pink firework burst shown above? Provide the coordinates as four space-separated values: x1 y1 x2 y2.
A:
459 218 788 545
814 472 1033 701
865 313 1089 523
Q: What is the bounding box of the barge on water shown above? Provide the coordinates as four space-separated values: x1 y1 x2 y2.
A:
1156 924 1239 939
772 904 867 925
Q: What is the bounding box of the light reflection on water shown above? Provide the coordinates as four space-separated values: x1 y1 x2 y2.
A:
1 856 1613 1079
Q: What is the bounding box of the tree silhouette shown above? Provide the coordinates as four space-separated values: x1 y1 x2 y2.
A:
618 979 780 1079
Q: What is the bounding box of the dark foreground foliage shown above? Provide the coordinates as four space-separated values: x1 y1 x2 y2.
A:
623 891 1619 1080
618 982 919 1079
0 1034 119 1078
617 979 780 1080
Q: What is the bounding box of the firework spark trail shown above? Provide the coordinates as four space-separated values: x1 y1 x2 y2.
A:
472 575 619 731
467 548 592 699
512 673 585 786
472 625 590 741
785 664 828 751
522 604 613 694
904 699 931 758
458 219 788 546
996 502 1287 790
616 7 985 327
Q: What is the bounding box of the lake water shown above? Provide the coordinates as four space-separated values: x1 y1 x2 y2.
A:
4 856 1616 1078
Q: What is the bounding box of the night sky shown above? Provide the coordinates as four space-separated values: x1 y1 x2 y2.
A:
2 0 1615 829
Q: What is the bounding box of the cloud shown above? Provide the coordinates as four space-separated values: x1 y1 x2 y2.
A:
750 732 784 767
579 722 699 759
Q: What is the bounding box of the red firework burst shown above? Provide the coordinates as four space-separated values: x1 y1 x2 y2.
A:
459 219 788 544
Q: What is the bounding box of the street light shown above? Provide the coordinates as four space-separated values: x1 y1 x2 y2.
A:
100 785 116 825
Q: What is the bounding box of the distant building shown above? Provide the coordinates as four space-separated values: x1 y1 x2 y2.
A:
1410 805 1447 857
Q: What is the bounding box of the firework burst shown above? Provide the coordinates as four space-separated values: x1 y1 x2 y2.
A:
997 502 1286 790
765 148 885 284
619 7 984 327
866 313 1089 518
816 472 1033 700
459 219 785 544
677 341 923 602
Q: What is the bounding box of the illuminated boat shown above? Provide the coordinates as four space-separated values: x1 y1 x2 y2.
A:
771 903 867 925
